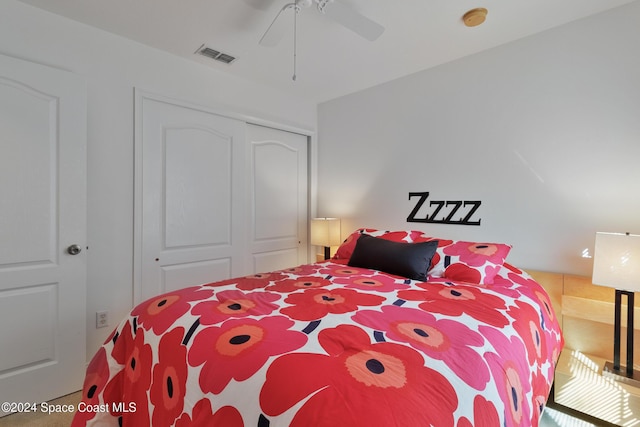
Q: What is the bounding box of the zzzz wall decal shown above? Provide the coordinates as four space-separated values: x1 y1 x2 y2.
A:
407 192 482 226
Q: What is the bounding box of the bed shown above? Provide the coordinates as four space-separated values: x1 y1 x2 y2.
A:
71 229 564 427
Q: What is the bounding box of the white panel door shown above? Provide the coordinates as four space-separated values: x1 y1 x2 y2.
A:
247 124 308 272
136 93 247 302
0 54 86 410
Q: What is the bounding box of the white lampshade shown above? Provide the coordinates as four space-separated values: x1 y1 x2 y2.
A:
592 232 640 292
310 218 341 247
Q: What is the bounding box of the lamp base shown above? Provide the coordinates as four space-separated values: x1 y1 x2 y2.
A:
603 361 640 388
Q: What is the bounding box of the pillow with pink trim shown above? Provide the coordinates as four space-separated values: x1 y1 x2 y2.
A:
414 236 512 285
333 228 425 260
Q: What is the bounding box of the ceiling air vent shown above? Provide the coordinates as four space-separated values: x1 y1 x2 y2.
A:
195 45 236 64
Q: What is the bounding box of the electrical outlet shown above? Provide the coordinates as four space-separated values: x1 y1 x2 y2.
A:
96 310 109 328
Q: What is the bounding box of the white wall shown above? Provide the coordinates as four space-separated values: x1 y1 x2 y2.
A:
318 1 640 277
0 0 316 357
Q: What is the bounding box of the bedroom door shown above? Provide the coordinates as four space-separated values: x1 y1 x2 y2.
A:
0 54 87 410
136 92 247 302
247 124 308 272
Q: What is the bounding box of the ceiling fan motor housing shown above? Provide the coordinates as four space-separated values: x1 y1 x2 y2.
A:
260 0 385 49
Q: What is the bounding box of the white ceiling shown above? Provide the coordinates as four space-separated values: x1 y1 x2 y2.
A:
17 0 638 103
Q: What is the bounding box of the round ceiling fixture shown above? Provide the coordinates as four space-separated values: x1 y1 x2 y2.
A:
463 8 488 27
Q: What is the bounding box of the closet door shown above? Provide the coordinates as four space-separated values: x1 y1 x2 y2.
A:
247 124 308 272
135 92 246 302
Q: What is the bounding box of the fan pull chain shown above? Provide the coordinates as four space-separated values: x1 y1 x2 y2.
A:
292 0 298 81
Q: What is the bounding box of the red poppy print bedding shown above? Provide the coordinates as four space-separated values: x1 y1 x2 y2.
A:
72 260 563 427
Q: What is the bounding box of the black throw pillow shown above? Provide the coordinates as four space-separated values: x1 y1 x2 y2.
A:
348 234 438 281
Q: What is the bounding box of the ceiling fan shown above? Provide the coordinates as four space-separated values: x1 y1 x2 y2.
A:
259 0 385 47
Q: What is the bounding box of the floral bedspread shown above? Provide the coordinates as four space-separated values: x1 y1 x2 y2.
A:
72 261 563 427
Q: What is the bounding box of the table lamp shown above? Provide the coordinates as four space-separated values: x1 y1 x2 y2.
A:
592 232 640 385
310 218 341 260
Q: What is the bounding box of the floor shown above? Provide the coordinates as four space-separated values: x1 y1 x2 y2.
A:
541 407 598 427
0 392 80 427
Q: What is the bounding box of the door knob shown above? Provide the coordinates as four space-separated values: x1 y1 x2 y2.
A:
67 244 82 255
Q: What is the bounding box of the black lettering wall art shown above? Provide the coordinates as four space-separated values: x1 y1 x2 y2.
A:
407 192 482 226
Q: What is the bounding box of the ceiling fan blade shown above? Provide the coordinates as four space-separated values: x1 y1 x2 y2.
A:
321 0 384 41
259 3 294 47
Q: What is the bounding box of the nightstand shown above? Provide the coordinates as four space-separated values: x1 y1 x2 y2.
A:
550 350 640 426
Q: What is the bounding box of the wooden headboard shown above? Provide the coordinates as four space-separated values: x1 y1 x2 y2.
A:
528 270 640 425
528 269 637 361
